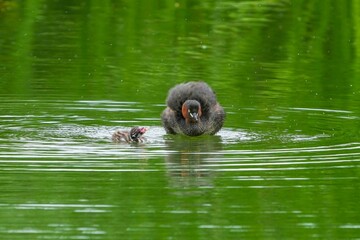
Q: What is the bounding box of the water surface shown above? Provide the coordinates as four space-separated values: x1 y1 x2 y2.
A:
0 1 359 239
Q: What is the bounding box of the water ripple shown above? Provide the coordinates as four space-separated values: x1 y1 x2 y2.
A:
0 100 358 176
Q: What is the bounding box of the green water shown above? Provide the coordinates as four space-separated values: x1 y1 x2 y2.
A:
1 1 359 239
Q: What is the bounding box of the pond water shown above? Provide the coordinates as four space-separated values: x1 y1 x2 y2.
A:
1 1 360 239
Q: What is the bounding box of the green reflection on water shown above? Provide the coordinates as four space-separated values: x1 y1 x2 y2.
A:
1 1 360 106
0 0 360 239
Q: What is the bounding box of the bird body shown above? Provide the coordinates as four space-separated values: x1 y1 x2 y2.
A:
112 127 147 143
161 82 225 136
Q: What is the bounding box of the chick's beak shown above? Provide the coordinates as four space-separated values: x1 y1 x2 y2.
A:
139 127 148 134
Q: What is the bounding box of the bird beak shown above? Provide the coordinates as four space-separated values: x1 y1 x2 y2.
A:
189 112 199 122
139 127 148 134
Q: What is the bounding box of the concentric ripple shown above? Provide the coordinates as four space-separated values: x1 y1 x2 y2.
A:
0 100 359 175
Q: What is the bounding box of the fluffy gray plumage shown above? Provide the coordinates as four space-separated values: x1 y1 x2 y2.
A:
161 81 225 136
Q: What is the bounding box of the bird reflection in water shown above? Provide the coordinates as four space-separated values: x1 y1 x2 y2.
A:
164 135 223 188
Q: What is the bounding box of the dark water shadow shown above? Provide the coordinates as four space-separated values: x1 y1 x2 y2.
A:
163 135 224 189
